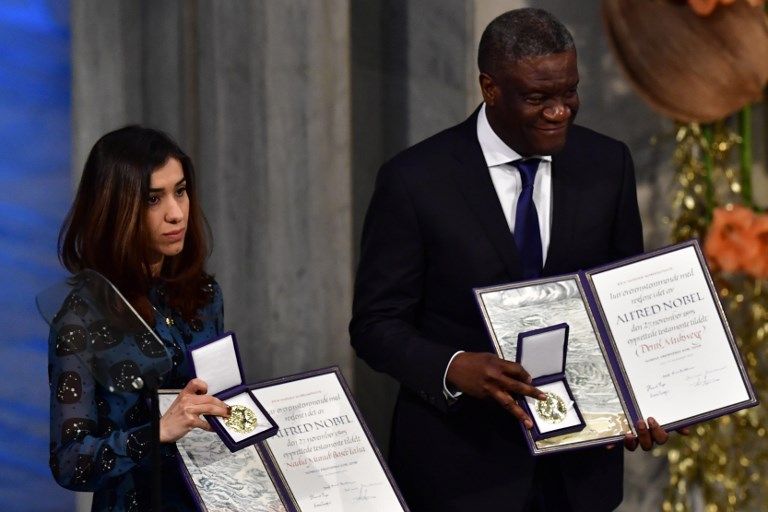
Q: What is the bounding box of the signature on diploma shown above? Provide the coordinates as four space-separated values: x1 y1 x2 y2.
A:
646 381 670 399
352 482 382 502
686 366 726 388
321 480 354 491
311 480 383 505
309 490 331 508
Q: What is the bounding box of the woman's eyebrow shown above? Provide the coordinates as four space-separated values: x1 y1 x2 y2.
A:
149 178 186 193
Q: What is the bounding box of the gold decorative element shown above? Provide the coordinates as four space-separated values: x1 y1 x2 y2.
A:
668 122 742 244
151 303 175 327
534 411 630 449
663 275 767 511
662 117 768 511
535 392 568 423
224 405 258 434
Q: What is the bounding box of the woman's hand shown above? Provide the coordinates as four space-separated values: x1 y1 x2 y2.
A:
159 378 230 443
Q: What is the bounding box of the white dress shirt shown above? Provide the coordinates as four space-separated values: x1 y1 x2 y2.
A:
477 103 553 256
442 104 554 400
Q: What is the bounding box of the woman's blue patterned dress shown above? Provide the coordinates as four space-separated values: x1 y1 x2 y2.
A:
48 277 223 511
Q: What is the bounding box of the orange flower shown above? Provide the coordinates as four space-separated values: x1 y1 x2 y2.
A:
742 213 768 278
704 205 754 273
686 0 761 16
688 0 720 16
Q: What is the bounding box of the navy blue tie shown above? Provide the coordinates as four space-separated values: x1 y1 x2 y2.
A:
512 159 543 279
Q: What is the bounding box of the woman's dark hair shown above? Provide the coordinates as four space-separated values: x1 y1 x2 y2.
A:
59 125 211 322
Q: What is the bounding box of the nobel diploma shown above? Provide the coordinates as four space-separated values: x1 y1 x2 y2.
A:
252 372 407 511
587 244 755 427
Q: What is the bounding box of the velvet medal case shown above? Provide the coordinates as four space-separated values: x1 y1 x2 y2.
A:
189 332 278 451
515 323 586 440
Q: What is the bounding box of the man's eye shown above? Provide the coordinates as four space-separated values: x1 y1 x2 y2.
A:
565 88 578 98
525 95 544 105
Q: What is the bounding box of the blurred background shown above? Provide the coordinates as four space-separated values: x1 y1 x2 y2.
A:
0 1 765 510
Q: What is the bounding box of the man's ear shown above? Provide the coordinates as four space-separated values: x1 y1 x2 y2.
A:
479 73 497 107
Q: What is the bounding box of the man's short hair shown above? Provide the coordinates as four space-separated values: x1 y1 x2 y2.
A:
478 8 575 75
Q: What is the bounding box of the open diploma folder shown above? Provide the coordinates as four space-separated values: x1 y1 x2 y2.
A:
474 240 758 455
160 367 409 512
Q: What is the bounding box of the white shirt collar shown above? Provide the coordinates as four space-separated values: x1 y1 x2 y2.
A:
476 103 553 167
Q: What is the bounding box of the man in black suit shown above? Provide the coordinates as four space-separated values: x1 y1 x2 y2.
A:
350 8 669 511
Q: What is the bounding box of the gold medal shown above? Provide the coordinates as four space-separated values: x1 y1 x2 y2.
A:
224 405 258 433
534 392 568 423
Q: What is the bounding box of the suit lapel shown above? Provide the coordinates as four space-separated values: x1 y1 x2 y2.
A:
543 151 578 275
448 115 522 280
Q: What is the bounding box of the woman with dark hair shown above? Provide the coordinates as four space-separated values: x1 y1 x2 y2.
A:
49 126 230 511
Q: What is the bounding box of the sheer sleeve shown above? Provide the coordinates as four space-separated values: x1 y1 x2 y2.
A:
48 294 153 491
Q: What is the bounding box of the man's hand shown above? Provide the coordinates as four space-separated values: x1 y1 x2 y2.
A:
446 352 546 428
623 417 673 451
160 378 231 443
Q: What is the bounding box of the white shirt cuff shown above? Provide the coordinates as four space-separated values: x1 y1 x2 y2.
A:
442 350 465 401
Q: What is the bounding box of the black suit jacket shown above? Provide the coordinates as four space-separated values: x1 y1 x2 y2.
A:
350 110 643 512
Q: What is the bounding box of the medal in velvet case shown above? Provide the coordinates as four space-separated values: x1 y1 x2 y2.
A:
189 332 278 451
516 323 585 440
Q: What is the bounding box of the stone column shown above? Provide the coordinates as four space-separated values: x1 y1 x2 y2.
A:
71 0 141 179
196 0 352 381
